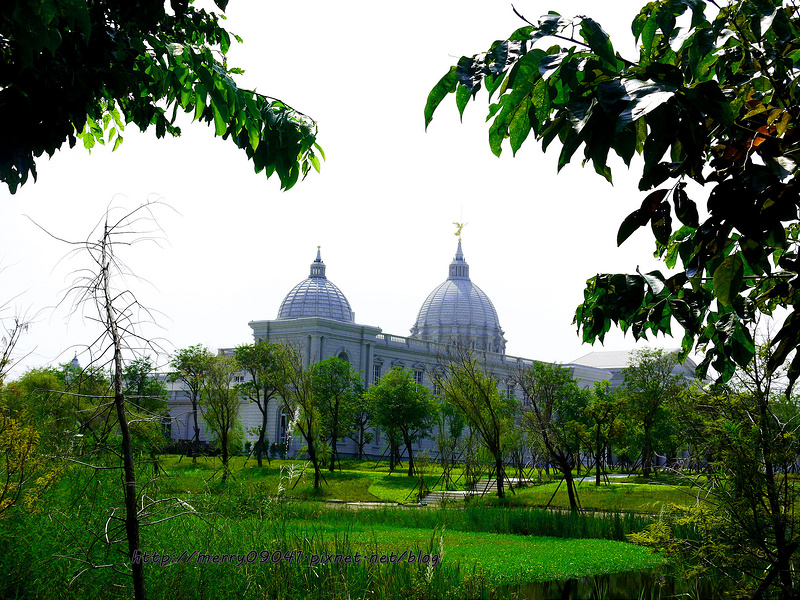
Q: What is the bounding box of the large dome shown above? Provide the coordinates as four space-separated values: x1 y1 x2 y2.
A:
410 241 506 354
277 249 354 323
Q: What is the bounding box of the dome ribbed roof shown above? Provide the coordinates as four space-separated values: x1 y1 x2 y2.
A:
410 241 506 353
277 249 354 323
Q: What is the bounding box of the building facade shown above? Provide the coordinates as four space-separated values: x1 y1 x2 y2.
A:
167 242 690 459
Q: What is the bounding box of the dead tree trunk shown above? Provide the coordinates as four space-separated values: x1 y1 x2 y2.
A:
101 226 146 600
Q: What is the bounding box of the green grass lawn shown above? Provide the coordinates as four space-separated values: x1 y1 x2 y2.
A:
5 457 680 599
157 456 425 502
277 521 665 583
137 513 664 589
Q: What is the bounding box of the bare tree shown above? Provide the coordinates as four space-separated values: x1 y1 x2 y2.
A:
38 201 173 600
0 293 36 387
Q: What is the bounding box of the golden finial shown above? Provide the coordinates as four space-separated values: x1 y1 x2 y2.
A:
453 221 467 241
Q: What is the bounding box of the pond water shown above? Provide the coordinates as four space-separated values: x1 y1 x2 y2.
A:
504 568 722 600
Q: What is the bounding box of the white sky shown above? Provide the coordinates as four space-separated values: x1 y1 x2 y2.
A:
1 0 692 378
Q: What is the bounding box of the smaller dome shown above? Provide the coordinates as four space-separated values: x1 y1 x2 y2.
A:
277 249 354 323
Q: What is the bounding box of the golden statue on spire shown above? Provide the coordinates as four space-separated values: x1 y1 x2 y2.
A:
452 221 467 241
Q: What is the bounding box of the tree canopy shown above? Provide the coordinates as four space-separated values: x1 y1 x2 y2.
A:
1 0 322 193
435 348 518 498
619 348 686 476
367 367 436 477
426 0 800 385
310 356 363 472
234 341 285 467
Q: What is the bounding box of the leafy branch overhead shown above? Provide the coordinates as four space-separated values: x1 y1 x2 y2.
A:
426 0 800 384
0 0 322 193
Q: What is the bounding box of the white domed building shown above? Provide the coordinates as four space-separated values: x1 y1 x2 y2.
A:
167 242 634 457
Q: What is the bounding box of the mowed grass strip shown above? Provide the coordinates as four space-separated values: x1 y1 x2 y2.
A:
499 481 698 512
157 456 421 502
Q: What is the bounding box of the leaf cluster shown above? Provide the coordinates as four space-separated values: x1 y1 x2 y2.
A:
427 0 800 385
366 367 436 445
1 0 322 192
309 356 364 445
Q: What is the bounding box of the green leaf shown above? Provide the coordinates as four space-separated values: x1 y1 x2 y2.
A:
246 122 259 151
424 67 458 129
194 83 207 121
579 18 621 69
639 269 667 295
673 185 699 227
456 85 471 121
509 96 532 155
557 127 582 172
713 254 744 307
212 103 227 136
651 201 672 245
618 210 643 246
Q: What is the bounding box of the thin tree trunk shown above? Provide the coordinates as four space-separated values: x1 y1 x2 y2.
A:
642 421 653 477
307 442 320 489
256 404 270 467
192 395 200 464
103 236 146 600
221 431 229 482
562 462 579 512
404 431 415 477
329 422 338 473
759 398 795 598
596 429 603 486
495 454 505 499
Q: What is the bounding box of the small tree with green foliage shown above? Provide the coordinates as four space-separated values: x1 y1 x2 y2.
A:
123 357 168 474
434 396 467 489
435 347 518 498
367 367 436 477
310 356 363 472
345 407 373 461
200 354 242 482
619 349 686 477
170 345 212 461
633 346 800 598
515 362 589 511
233 341 285 467
583 381 627 485
275 345 324 489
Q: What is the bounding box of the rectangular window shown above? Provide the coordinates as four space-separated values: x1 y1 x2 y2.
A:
414 370 424 386
279 413 288 446
433 382 441 397
372 364 381 384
